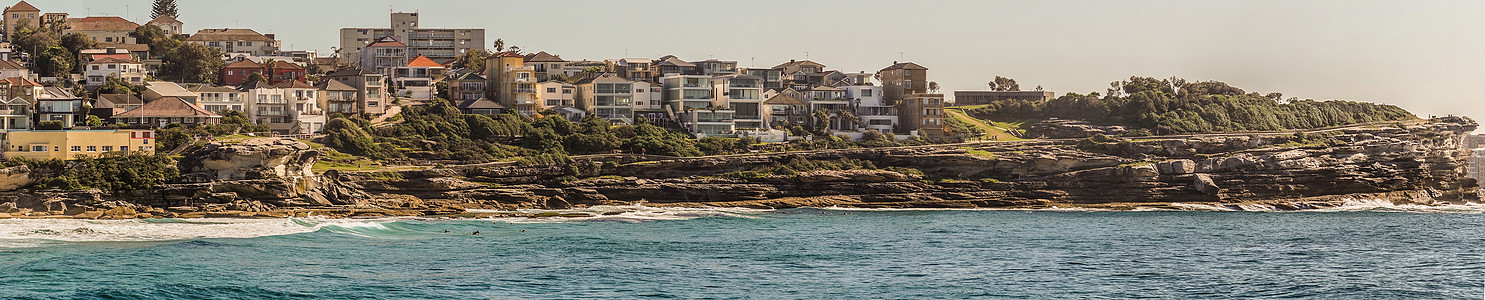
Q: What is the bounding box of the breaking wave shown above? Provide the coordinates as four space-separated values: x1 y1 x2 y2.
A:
1169 199 1485 213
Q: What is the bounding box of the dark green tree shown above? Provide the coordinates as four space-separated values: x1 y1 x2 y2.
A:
151 0 179 19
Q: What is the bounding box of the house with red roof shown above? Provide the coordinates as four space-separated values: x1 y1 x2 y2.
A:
268 60 306 85
391 55 446 100
221 60 266 86
83 57 146 87
62 16 140 44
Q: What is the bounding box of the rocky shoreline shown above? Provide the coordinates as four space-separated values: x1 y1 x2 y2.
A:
0 117 1477 219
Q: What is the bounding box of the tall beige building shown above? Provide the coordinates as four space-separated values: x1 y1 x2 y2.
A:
4 1 40 41
339 12 485 65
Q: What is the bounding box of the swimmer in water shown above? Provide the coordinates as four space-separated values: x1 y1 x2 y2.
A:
520 230 526 232
472 231 480 235
444 230 451 234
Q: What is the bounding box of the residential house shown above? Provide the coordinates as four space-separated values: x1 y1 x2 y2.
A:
268 60 306 85
62 16 139 44
455 98 504 115
843 85 894 132
113 96 222 127
83 57 146 87
654 56 698 77
187 85 244 113
743 68 783 90
536 81 575 110
317 79 361 115
220 60 265 86
142 81 199 103
485 52 538 114
803 85 854 131
391 55 445 100
4 1 40 41
952 90 1055 106
524 51 566 81
0 96 29 131
35 87 84 128
879 62 932 134
772 60 827 88
446 71 486 101
694 59 738 76
3 130 155 160
0 77 42 103
714 75 764 130
85 45 154 73
277 80 323 134
146 14 182 35
607 58 655 82
0 60 29 80
575 73 647 124
321 68 388 115
355 36 409 75
763 89 810 129
39 12 64 27
185 28 280 56
91 93 143 121
339 12 485 64
903 93 945 136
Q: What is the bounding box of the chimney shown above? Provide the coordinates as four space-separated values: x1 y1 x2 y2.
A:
893 61 897 65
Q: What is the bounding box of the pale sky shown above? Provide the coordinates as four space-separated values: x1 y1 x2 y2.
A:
40 0 1485 122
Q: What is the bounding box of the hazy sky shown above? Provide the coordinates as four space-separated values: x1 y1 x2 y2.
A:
40 0 1485 121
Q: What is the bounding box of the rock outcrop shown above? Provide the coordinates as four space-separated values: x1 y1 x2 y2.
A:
0 118 1478 218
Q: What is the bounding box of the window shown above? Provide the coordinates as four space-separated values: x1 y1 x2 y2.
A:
143 132 152 138
108 64 116 69
227 70 234 76
863 89 873 97
105 37 113 42
92 65 99 71
70 146 80 152
547 88 556 93
102 146 113 152
87 146 97 152
120 146 128 152
31 145 44 152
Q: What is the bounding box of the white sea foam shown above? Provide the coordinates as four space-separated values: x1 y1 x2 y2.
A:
468 205 772 223
0 217 428 248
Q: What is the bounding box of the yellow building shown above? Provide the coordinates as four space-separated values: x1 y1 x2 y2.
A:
3 130 157 160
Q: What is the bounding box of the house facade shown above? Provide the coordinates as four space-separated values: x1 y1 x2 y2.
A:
62 16 139 44
3 130 155 160
83 57 145 87
185 28 280 56
322 68 388 115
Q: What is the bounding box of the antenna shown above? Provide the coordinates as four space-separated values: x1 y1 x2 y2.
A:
899 52 904 61
805 51 810 59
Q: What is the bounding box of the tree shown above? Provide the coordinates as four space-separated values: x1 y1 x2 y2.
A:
59 33 98 56
454 49 488 71
492 39 505 52
151 0 179 19
989 76 1020 91
36 46 73 78
240 72 266 87
928 81 940 93
162 43 224 83
85 115 104 127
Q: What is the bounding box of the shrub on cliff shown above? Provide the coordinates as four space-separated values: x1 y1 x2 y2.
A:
9 152 179 191
962 76 1415 134
324 118 381 158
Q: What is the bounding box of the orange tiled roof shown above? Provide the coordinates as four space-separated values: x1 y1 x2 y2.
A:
407 55 443 68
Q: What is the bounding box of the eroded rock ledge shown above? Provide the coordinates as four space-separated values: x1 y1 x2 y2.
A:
0 117 1477 218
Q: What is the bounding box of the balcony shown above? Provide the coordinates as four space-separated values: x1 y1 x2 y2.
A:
257 99 288 104
408 33 455 39
256 110 287 116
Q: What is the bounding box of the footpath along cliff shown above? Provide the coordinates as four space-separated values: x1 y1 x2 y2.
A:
0 117 1476 218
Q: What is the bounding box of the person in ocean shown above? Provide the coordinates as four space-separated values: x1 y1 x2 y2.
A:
472 231 480 235
444 230 451 234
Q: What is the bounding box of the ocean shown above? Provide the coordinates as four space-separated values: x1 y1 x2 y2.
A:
2 203 1484 299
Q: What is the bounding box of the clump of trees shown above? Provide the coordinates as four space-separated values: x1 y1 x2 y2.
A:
6 152 179 191
132 25 224 84
964 76 1415 134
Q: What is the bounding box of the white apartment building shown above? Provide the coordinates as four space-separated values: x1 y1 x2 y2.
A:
714 75 764 130
536 81 575 109
842 85 895 132
339 12 485 64
187 86 245 113
83 58 145 87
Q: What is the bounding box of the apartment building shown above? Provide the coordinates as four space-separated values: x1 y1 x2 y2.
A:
952 90 1056 106
220 60 265 86
278 80 324 134
485 52 538 114
0 59 30 80
742 68 783 90
62 16 138 44
772 60 827 89
83 57 145 87
805 86 854 131
187 86 244 113
763 89 810 129
714 75 764 130
186 28 280 56
3 129 155 160
575 73 643 124
339 12 485 64
356 36 409 75
142 81 199 103
662 74 732 136
879 61 931 134
902 94 945 136
655 56 698 77
322 68 388 115
694 59 738 76
239 81 289 129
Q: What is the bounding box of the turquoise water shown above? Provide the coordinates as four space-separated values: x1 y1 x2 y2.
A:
3 206 1485 299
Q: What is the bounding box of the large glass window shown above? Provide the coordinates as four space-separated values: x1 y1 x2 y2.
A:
729 89 759 100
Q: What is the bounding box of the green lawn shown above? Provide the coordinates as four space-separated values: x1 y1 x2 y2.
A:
944 107 1029 141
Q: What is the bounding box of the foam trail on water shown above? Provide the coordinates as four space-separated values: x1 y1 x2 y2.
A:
467 205 772 223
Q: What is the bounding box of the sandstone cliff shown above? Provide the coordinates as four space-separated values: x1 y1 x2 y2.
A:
0 118 1477 218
